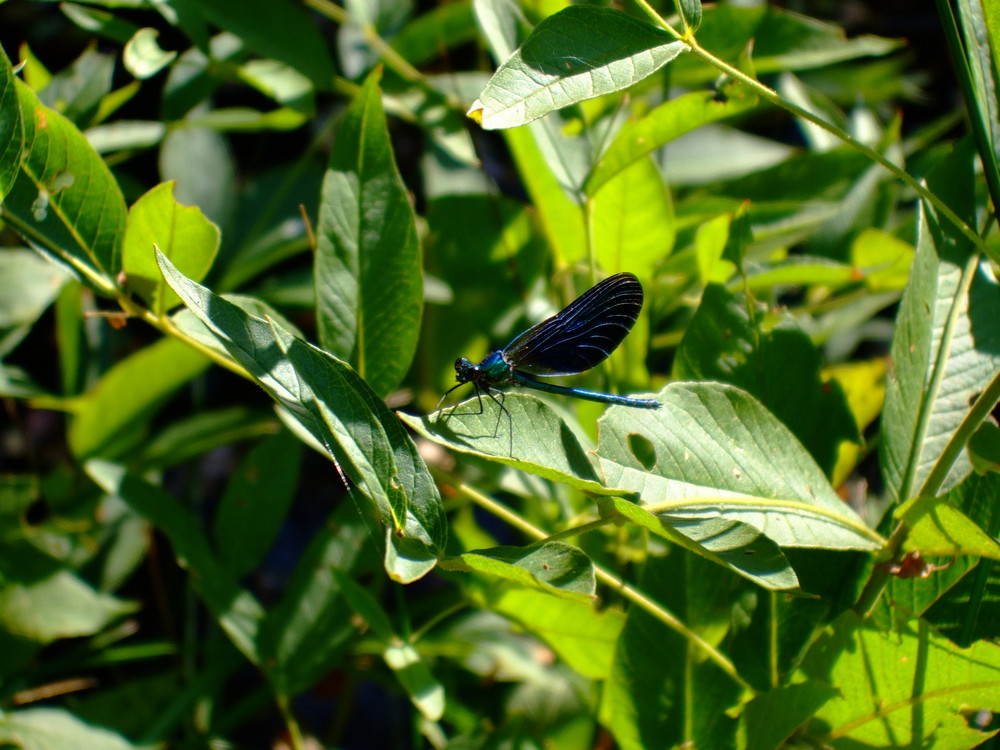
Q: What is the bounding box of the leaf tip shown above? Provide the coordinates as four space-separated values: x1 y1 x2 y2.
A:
466 100 485 127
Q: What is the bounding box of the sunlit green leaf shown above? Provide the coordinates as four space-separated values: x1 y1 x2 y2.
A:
469 6 686 129
315 68 421 398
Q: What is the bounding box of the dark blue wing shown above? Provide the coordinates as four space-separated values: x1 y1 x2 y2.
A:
502 272 644 376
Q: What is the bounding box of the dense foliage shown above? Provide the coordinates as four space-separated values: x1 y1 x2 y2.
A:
1 0 999 748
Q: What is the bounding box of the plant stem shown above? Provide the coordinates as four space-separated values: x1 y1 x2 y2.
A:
276 693 305 750
458 483 754 694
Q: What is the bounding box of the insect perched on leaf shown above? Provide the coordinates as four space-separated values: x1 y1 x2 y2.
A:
439 272 660 438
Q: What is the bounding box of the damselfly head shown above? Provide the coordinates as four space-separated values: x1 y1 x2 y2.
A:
454 357 476 384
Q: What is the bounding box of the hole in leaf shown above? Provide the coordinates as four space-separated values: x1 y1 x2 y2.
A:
627 433 656 470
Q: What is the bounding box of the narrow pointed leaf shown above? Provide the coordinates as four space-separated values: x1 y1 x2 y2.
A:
156 251 446 582
316 68 421 398
586 88 759 196
469 5 686 129
68 337 211 460
880 142 1000 503
440 541 597 601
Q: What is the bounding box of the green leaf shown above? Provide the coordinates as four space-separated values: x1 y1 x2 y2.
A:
195 0 335 88
897 494 1000 561
0 248 73 329
668 5 900 86
85 120 167 154
3 78 127 281
0 569 134 643
472 586 625 680
238 59 314 111
597 383 882 552
86 460 265 664
850 228 916 292
400 394 614 495
591 155 675 279
315 68 422 398
599 495 800 590
503 121 586 261
586 88 759 196
797 611 1000 748
970 420 1000 472
156 252 446 582
601 553 742 750
0 708 138 750
37 47 115 126
0 44 22 199
68 337 211 460
678 0 702 34
740 683 839 750
383 642 447 722
123 27 177 79
880 141 1000 503
673 284 859 476
137 407 278 469
468 6 686 129
122 182 220 315
440 541 597 601
60 3 141 44
213 429 302 578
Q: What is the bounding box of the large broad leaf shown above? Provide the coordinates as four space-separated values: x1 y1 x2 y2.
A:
880 141 1000 503
796 611 1000 748
597 382 882 555
0 44 22 199
2 79 127 281
156 252 446 583
469 585 625 680
401 393 621 496
468 5 686 129
673 284 858 477
315 68 421 398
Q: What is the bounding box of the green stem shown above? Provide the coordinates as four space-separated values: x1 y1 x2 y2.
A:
458 483 754 694
276 694 305 750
